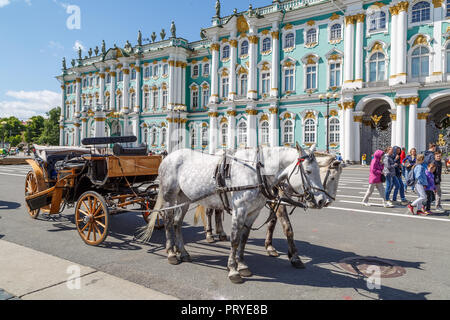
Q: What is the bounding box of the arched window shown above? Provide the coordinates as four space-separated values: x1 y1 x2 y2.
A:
192 88 199 109
262 38 271 52
261 71 270 94
130 93 136 109
163 64 169 76
260 121 270 146
304 119 316 144
202 86 210 108
369 52 386 82
330 24 342 40
368 11 386 31
285 33 295 48
153 65 159 77
150 128 157 146
329 118 340 144
411 46 430 78
162 90 168 108
144 67 150 78
222 45 230 59
191 127 198 148
446 43 450 74
131 69 136 80
412 2 431 23
144 92 150 110
221 123 228 147
192 65 199 77
143 128 148 145
283 120 294 145
203 63 210 76
161 128 167 146
238 122 247 147
221 76 229 98
306 29 317 45
201 126 208 147
152 90 159 110
241 40 249 56
240 74 248 96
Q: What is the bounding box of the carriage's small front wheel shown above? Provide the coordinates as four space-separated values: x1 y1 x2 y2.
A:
25 171 40 219
75 191 109 246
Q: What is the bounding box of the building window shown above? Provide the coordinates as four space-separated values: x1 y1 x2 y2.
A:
330 24 342 41
304 119 316 144
106 74 111 84
131 69 136 80
283 120 294 145
221 77 229 98
284 68 294 92
241 40 249 56
191 127 198 148
83 79 87 88
118 71 123 82
96 76 100 86
369 52 386 82
144 67 150 78
306 65 317 90
260 121 270 146
329 118 340 144
203 63 210 76
261 72 270 94
152 91 159 110
161 128 167 146
143 129 148 145
411 46 430 78
222 45 230 59
117 95 123 110
262 38 271 52
285 33 295 48
105 96 110 109
238 122 247 147
411 1 431 23
306 29 317 45
192 89 199 109
201 127 208 147
162 90 168 108
193 65 199 77
202 87 210 108
221 123 228 147
130 93 136 109
153 65 159 77
89 77 93 87
144 92 150 110
329 62 341 87
163 64 168 76
447 0 450 17
240 74 248 96
368 11 386 31
150 128 157 146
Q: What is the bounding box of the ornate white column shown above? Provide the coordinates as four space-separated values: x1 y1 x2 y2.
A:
181 62 186 107
176 61 182 106
343 101 355 162
210 43 220 104
269 105 279 147
168 60 176 108
110 67 116 111
247 108 258 148
123 65 130 113
408 97 419 151
74 122 81 147
271 30 280 98
123 115 129 137
94 110 106 138
135 63 141 113
167 117 175 153
353 114 363 163
229 38 238 100
390 112 397 147
208 111 218 154
339 105 345 158
389 6 398 84
247 35 259 100
417 112 429 153
59 123 64 146
81 111 88 140
343 16 355 88
354 14 365 87
395 98 406 148
396 2 409 84
227 110 236 150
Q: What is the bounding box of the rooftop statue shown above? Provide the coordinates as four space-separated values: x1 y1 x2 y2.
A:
102 40 106 55
88 48 93 57
215 0 221 18
151 32 157 43
62 57 67 70
78 47 82 60
138 30 142 46
160 29 166 40
170 21 176 38
94 46 99 56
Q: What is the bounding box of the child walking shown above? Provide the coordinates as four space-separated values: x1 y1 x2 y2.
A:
362 150 386 207
434 151 444 212
407 154 428 215
423 163 437 215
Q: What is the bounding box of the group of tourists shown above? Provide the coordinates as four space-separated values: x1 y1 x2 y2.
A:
362 143 445 216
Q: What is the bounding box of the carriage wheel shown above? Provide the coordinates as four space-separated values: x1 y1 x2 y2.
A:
142 185 165 229
25 171 40 219
75 191 109 246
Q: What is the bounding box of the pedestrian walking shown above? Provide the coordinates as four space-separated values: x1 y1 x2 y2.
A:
407 154 428 215
392 146 408 205
434 151 444 212
423 162 437 215
383 146 397 208
362 150 386 207
424 143 437 165
362 154 367 166
403 148 417 193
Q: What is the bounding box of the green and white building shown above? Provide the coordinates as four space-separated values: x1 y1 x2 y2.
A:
57 0 450 162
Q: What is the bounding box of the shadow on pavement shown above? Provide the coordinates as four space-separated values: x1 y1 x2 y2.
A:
0 201 21 210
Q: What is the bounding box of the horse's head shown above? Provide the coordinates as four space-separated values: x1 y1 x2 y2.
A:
280 143 331 209
319 158 344 207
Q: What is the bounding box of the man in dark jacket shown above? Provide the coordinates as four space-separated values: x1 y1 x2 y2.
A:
424 143 436 165
434 151 444 212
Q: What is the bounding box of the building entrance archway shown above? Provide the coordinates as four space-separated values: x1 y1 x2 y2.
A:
360 100 392 158
426 98 450 154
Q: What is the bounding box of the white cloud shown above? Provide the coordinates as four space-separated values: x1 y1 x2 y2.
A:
0 0 11 8
73 40 85 52
0 90 61 120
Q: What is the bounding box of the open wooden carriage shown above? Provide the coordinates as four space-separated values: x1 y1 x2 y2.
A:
24 136 163 246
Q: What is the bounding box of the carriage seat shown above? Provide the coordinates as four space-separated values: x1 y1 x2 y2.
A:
113 143 148 156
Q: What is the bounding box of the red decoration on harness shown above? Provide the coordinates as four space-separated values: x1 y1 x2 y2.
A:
297 158 305 166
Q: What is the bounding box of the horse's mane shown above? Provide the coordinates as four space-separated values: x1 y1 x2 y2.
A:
314 152 336 168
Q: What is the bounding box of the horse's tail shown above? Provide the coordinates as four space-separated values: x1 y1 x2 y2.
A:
194 205 207 229
136 185 164 242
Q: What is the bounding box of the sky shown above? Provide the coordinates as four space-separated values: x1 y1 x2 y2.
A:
0 0 270 120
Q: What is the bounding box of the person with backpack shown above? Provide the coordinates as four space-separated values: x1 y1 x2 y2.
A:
424 143 437 165
403 148 417 193
407 154 428 215
362 150 386 207
383 146 397 208
434 151 444 212
392 146 408 205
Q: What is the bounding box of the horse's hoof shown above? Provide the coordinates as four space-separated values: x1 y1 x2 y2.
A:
238 268 253 277
229 273 244 284
291 259 306 269
206 236 216 244
180 255 192 263
168 255 180 265
266 247 280 257
219 235 228 242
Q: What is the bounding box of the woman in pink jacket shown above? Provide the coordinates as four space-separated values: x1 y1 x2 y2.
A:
362 149 387 207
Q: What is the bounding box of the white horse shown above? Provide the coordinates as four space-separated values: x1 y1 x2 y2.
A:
141 144 330 284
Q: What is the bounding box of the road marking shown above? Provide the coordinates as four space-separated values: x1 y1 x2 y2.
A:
0 172 27 178
339 200 386 208
326 206 450 222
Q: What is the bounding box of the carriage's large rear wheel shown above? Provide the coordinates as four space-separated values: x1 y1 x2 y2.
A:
75 191 109 246
25 171 40 219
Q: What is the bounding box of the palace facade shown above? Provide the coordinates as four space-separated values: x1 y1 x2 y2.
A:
57 0 450 163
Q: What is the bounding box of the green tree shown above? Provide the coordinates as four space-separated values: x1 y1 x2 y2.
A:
38 107 61 146
1 117 25 147
25 116 45 144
